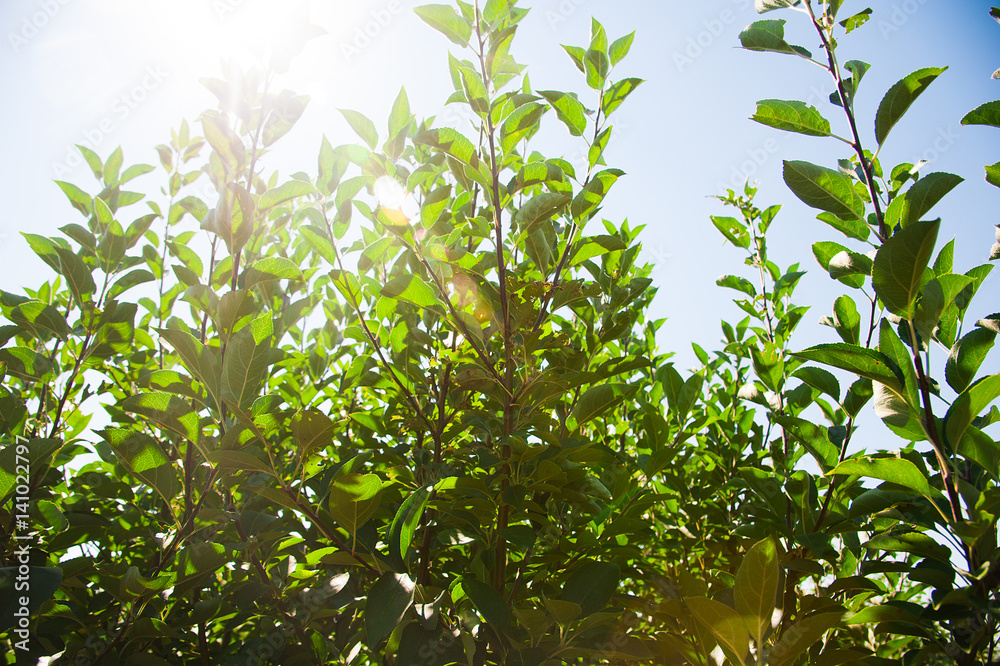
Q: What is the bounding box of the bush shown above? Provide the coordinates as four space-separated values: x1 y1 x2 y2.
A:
0 1 998 664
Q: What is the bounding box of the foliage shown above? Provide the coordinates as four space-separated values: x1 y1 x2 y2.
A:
0 0 998 665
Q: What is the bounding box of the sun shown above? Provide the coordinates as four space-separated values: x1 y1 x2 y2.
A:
100 0 325 91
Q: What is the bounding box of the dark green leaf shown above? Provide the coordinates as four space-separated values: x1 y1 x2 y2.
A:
560 561 619 616
962 100 1000 128
947 328 996 393
872 219 939 318
784 161 865 221
768 612 844 666
875 67 948 145
463 578 511 628
829 456 936 499
752 99 832 137
221 314 273 411
514 193 570 235
365 573 415 647
739 19 811 58
885 172 963 229
793 344 903 392
735 538 778 646
388 485 433 572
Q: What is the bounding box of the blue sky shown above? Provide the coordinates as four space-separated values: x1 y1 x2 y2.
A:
1 0 998 450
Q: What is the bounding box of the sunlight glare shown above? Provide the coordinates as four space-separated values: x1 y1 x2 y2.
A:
103 0 323 89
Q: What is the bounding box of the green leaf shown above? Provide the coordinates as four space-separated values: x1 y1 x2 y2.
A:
828 456 937 499
388 87 411 139
560 561 620 616
609 31 635 66
22 234 95 306
957 426 1000 477
414 128 486 183
768 612 844 666
208 182 256 255
300 225 336 265
571 235 627 264
962 100 1000 128
986 162 1000 189
832 294 861 344
752 99 832 137
54 180 93 216
121 392 203 446
514 193 570 235
686 597 749 666
0 567 62 633
884 172 963 229
572 384 624 426
8 301 71 341
259 180 317 209
329 473 383 537
872 219 939 318
414 4 471 47
602 78 643 116
538 90 588 136
36 499 68 533
221 314 273 411
0 347 53 383
875 67 948 145
735 538 778 647
571 168 624 222
101 428 180 508
201 112 245 175
775 417 839 471
793 344 903 392
816 211 870 242
381 275 440 309
946 375 1000 452
208 450 274 475
365 573 415 647
739 19 810 58
783 160 865 221
839 8 872 33
915 273 974 343
584 48 610 89
159 328 222 413
241 257 302 289
339 109 378 150
755 0 801 11
793 367 840 400
562 44 586 73
388 485 433 572
712 216 750 249
946 328 996 393
77 144 103 179
262 92 308 146
103 146 123 185
291 410 335 456
463 578 511 628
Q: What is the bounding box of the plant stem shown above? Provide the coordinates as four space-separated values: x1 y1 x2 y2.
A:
805 1 887 242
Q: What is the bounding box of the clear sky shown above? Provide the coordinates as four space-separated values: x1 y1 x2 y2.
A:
1 0 998 451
